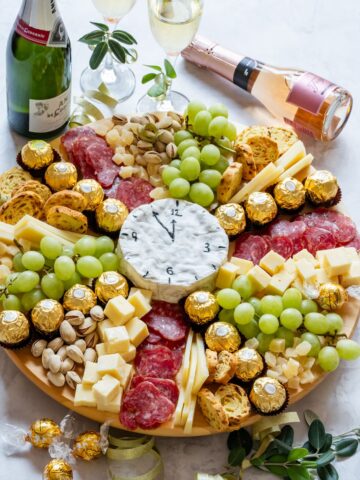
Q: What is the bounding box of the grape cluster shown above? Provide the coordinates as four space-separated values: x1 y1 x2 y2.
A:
162 101 237 207
1 235 119 312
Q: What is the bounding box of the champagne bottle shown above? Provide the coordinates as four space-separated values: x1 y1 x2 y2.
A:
6 0 72 138
182 36 352 141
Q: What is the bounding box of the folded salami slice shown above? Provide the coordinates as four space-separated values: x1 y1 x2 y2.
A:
270 236 294 259
135 345 180 379
304 227 337 255
113 177 153 210
131 376 179 405
233 234 269 264
61 127 96 161
142 301 188 342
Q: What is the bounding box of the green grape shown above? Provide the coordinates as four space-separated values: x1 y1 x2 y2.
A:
208 116 228 138
260 295 283 317
300 299 318 315
193 110 212 136
21 289 46 311
218 308 235 325
257 333 275 354
95 236 115 257
162 166 181 186
21 251 45 272
74 236 97 256
99 253 119 272
300 332 321 356
45 257 55 268
177 139 198 157
336 339 360 360
216 288 241 309
248 296 262 316
3 294 22 311
280 308 303 331
170 159 181 169
213 156 229 174
209 103 228 118
200 144 221 166
217 137 232 152
326 313 344 335
232 275 254 299
40 236 63 260
169 178 191 199
15 271 40 293
187 101 207 124
189 182 214 207
77 256 103 278
174 130 193 145
63 272 82 291
179 157 201 181
318 346 340 372
282 288 302 310
41 274 64 300
259 314 279 335
54 256 76 281
62 246 75 258
223 122 237 141
198 169 222 189
304 312 329 335
181 146 201 160
234 302 255 325
237 319 260 339
13 253 25 272
6 273 21 294
276 327 295 348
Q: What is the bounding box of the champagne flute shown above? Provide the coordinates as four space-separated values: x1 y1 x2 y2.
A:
80 0 137 101
137 0 203 113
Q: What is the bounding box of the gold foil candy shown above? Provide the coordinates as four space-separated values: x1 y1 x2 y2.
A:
95 199 129 233
43 459 73 480
215 203 246 236
249 377 287 414
26 418 61 448
317 283 348 311
21 140 54 170
73 179 104 211
234 347 264 382
205 321 241 353
274 177 306 211
31 299 64 335
305 170 339 204
245 192 278 225
95 271 129 303
63 284 97 314
0 310 30 347
45 162 78 191
184 291 219 325
72 431 102 461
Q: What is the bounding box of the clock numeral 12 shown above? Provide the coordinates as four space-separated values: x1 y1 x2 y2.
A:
171 208 182 217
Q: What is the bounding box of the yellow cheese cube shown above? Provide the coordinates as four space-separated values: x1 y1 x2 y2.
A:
125 317 149 347
104 295 135 325
293 249 318 266
215 262 239 289
104 326 130 354
247 265 271 291
344 247 359 262
96 387 123 413
341 261 360 287
97 353 125 379
316 268 332 285
295 258 317 282
128 287 152 303
96 343 107 357
93 374 120 406
230 257 254 275
118 363 134 389
127 290 151 318
120 343 136 363
284 258 297 275
267 270 294 295
74 384 97 407
323 248 351 276
260 250 286 275
97 319 113 342
82 361 100 386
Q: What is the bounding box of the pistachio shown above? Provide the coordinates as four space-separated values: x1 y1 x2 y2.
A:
66 371 82 390
85 332 99 349
156 117 173 129
57 345 68 361
168 111 183 123
64 310 85 326
84 348 97 363
90 305 105 322
60 357 75 374
137 140 153 150
157 129 174 144
47 337 64 353
150 175 163 187
42 348 55 369
147 163 160 177
31 339 47 358
47 371 65 388
144 113 158 124
166 142 177 159
78 317 97 336
171 120 182 131
144 152 161 164
154 140 166 153
139 130 156 143
74 339 87 353
60 320 77 344
130 115 147 125
135 166 149 180
159 152 171 163
129 144 141 156
48 354 62 374
112 113 128 126
135 155 147 166
66 345 84 364
144 122 158 133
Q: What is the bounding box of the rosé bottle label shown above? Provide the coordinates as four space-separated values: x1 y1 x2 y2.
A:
286 72 335 114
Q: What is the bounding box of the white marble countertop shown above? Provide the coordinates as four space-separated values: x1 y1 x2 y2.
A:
0 0 359 478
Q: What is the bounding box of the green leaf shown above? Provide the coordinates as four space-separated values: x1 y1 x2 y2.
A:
335 438 358 457
320 434 333 453
78 30 105 45
288 448 309 462
308 419 326 451
272 439 293 454
250 457 264 467
278 425 295 446
317 451 335 467
164 58 177 78
90 21 109 31
227 429 253 455
266 455 288 476
113 29 137 44
228 447 245 467
89 41 108 69
142 73 157 84
108 39 126 63
287 465 310 480
112 30 137 45
144 64 163 72
317 464 339 480
302 441 316 453
304 410 320 427
147 82 165 97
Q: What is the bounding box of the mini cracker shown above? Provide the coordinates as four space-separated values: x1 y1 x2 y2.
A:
268 126 298 156
0 191 43 224
44 190 87 214
217 163 243 204
46 206 88 233
236 126 270 144
214 384 251 429
197 387 229 432
0 167 32 204
12 180 52 205
245 135 279 171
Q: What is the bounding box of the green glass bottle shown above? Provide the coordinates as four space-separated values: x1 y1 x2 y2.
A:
6 0 72 138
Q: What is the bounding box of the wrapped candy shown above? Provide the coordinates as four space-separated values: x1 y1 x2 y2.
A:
43 459 73 480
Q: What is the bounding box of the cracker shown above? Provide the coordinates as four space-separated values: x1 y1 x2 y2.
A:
44 190 87 215
215 384 251 429
197 388 229 432
0 167 32 202
0 191 43 225
213 351 238 385
46 206 88 234
12 180 52 205
268 127 298 156
236 126 270 144
234 143 257 181
217 163 243 204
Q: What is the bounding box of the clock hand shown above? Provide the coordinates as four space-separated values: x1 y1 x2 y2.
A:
152 211 175 241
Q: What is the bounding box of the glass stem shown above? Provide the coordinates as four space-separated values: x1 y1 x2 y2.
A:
165 54 179 99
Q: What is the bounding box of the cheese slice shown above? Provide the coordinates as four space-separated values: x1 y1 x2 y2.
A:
278 154 313 182
295 165 312 182
174 385 185 426
181 330 194 387
184 394 197 434
275 140 306 169
192 333 209 394
0 222 15 245
181 342 198 426
15 215 82 246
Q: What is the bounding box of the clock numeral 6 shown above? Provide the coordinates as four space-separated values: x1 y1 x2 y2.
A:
204 242 211 253
166 266 174 275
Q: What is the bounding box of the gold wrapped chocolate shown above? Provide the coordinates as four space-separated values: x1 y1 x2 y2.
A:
63 284 97 314
43 459 73 480
26 418 61 448
95 199 129 233
245 192 278 225
45 162 78 191
73 179 104 211
317 283 348 311
234 348 264 382
21 140 54 170
95 272 129 303
31 299 64 335
305 170 339 205
205 321 241 352
185 291 219 325
249 377 287 414
274 177 306 211
215 203 246 236
72 431 102 461
0 310 30 347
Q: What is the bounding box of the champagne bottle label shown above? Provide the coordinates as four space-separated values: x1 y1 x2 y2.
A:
286 72 335 114
29 87 71 133
233 57 260 91
15 16 67 48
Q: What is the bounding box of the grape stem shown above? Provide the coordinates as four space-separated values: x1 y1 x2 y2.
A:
185 121 237 154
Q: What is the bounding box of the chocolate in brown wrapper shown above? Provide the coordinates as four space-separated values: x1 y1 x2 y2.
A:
31 299 64 336
45 162 78 191
234 348 264 382
20 140 54 171
245 192 278 225
95 272 129 304
73 179 104 211
317 283 348 310
185 291 219 325
72 431 102 461
43 459 73 480
305 170 339 205
205 321 241 352
63 284 97 314
249 377 287 415
274 177 306 211
0 310 30 348
215 203 246 236
95 199 129 233
26 418 61 448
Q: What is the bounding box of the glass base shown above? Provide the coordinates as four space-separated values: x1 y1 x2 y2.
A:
80 63 136 102
137 90 189 114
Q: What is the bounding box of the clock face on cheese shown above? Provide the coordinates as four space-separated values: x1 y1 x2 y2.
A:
117 199 229 303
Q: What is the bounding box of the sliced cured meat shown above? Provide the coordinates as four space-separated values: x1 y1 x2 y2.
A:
291 235 307 254
113 177 153 210
302 210 357 244
233 233 253 262
85 143 118 188
104 177 120 198
61 127 96 160
145 331 163 344
269 219 306 239
119 406 138 430
304 227 336 255
270 236 294 259
328 213 356 244
142 301 188 342
233 234 269 264
130 376 179 405
343 233 360 251
135 345 180 379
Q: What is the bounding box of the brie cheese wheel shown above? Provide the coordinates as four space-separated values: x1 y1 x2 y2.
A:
117 199 229 303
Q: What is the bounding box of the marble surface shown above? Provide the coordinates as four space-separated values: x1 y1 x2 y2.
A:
0 0 360 478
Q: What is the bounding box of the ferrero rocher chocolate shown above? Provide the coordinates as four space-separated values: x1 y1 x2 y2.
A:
43 459 73 480
21 140 54 170
0 310 30 348
73 179 104 211
205 321 241 352
249 377 287 414
72 431 102 461
215 203 246 236
185 291 219 325
274 177 306 211
45 162 78 191
95 272 129 304
25 418 61 448
317 283 348 311
305 170 339 205
63 284 97 314
31 299 64 335
234 348 264 382
95 199 129 233
245 192 278 225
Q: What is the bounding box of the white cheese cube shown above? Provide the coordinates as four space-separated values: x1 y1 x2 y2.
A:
118 363 134 389
323 248 351 276
316 268 332 285
295 258 317 282
284 258 297 275
293 249 318 266
74 384 97 407
128 287 152 303
260 250 286 275
104 295 135 325
215 262 239 289
104 326 130 354
247 265 271 291
230 257 254 275
93 374 120 406
120 344 136 363
97 319 113 342
96 343 107 357
96 387 123 413
344 247 359 262
127 290 151 318
82 361 100 386
125 317 149 347
266 270 295 295
341 261 360 287
97 353 125 379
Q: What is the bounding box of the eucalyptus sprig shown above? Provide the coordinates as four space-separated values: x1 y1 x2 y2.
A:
141 59 177 98
79 22 137 69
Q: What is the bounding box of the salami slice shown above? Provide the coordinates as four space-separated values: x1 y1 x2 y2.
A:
269 219 306 239
291 234 307 254
328 212 356 244
233 233 253 262
113 177 153 210
304 227 337 255
270 236 294 259
131 376 179 405
343 233 360 251
61 127 96 160
135 345 180 379
142 301 188 342
233 234 269 264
